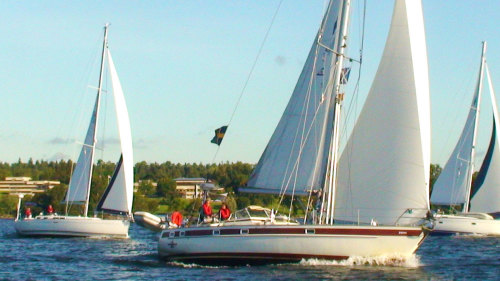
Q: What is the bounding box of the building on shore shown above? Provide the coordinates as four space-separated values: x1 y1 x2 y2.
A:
174 178 224 199
0 177 60 195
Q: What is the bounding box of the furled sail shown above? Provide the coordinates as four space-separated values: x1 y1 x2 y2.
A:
63 96 98 204
470 65 500 214
334 0 431 225
96 49 134 214
242 1 343 196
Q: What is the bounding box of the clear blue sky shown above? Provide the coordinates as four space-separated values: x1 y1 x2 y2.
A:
1 1 499 167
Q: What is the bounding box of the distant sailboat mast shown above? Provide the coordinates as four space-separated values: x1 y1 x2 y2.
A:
320 0 351 225
463 41 486 213
83 24 109 217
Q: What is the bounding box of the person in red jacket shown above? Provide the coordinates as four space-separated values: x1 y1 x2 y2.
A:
47 205 54 215
200 199 213 223
170 211 183 228
24 207 32 219
219 202 231 221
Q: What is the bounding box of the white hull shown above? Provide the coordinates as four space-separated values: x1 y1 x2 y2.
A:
432 214 500 236
14 215 130 238
158 225 427 265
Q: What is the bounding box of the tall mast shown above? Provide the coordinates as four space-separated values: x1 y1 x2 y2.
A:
84 23 109 217
319 0 351 225
464 41 487 213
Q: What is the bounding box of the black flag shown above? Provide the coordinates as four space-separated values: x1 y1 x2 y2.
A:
211 126 228 146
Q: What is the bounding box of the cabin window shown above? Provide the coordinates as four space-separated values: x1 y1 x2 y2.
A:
161 232 169 238
180 231 185 237
241 229 249 235
213 230 220 235
169 231 175 238
306 229 315 234
472 222 476 225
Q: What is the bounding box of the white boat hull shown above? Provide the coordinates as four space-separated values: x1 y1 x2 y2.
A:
158 225 426 265
14 216 130 238
432 214 500 236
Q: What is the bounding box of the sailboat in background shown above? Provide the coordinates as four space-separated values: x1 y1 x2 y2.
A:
158 0 432 264
14 24 135 238
431 41 500 236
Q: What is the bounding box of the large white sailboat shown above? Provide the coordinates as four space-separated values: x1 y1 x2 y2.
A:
158 0 432 265
14 24 135 238
431 42 500 236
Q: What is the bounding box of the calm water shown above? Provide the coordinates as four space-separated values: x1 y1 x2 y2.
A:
1 219 499 280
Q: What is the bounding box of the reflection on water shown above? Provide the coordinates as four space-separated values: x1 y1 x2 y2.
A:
1 219 499 280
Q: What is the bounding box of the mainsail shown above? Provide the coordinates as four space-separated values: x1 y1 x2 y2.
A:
470 64 500 214
96 49 134 215
63 96 98 204
334 0 431 225
430 60 483 205
430 43 489 213
243 1 344 196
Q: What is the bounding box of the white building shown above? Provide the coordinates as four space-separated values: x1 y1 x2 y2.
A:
0 177 60 195
174 177 206 199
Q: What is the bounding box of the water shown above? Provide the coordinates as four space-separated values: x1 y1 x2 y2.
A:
1 219 499 280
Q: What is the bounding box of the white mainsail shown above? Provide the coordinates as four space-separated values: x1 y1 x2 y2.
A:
96 49 134 214
430 50 484 206
63 97 98 204
470 64 500 214
244 1 344 196
334 0 431 225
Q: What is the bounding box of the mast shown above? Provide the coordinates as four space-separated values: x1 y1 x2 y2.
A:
84 23 109 217
320 0 351 225
464 41 487 213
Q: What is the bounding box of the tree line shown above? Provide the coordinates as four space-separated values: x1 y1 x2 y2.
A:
0 159 443 218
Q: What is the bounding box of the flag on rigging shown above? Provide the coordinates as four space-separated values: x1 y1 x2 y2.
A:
340 67 351 84
211 126 228 146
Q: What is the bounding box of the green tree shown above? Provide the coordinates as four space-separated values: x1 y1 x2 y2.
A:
0 194 18 217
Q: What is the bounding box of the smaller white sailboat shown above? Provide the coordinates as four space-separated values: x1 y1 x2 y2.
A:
431 41 500 236
14 24 135 238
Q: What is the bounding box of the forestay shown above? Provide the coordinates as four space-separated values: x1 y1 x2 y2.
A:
334 0 431 225
96 49 134 214
244 1 343 196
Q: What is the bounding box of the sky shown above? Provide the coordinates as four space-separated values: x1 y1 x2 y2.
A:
1 0 499 168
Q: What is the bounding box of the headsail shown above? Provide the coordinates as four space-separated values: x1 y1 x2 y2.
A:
470 64 500 214
96 49 134 215
243 1 344 196
63 96 98 204
334 0 431 225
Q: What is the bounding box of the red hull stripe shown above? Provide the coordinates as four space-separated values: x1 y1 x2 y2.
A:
169 228 422 238
185 229 212 236
220 229 240 235
164 252 349 261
